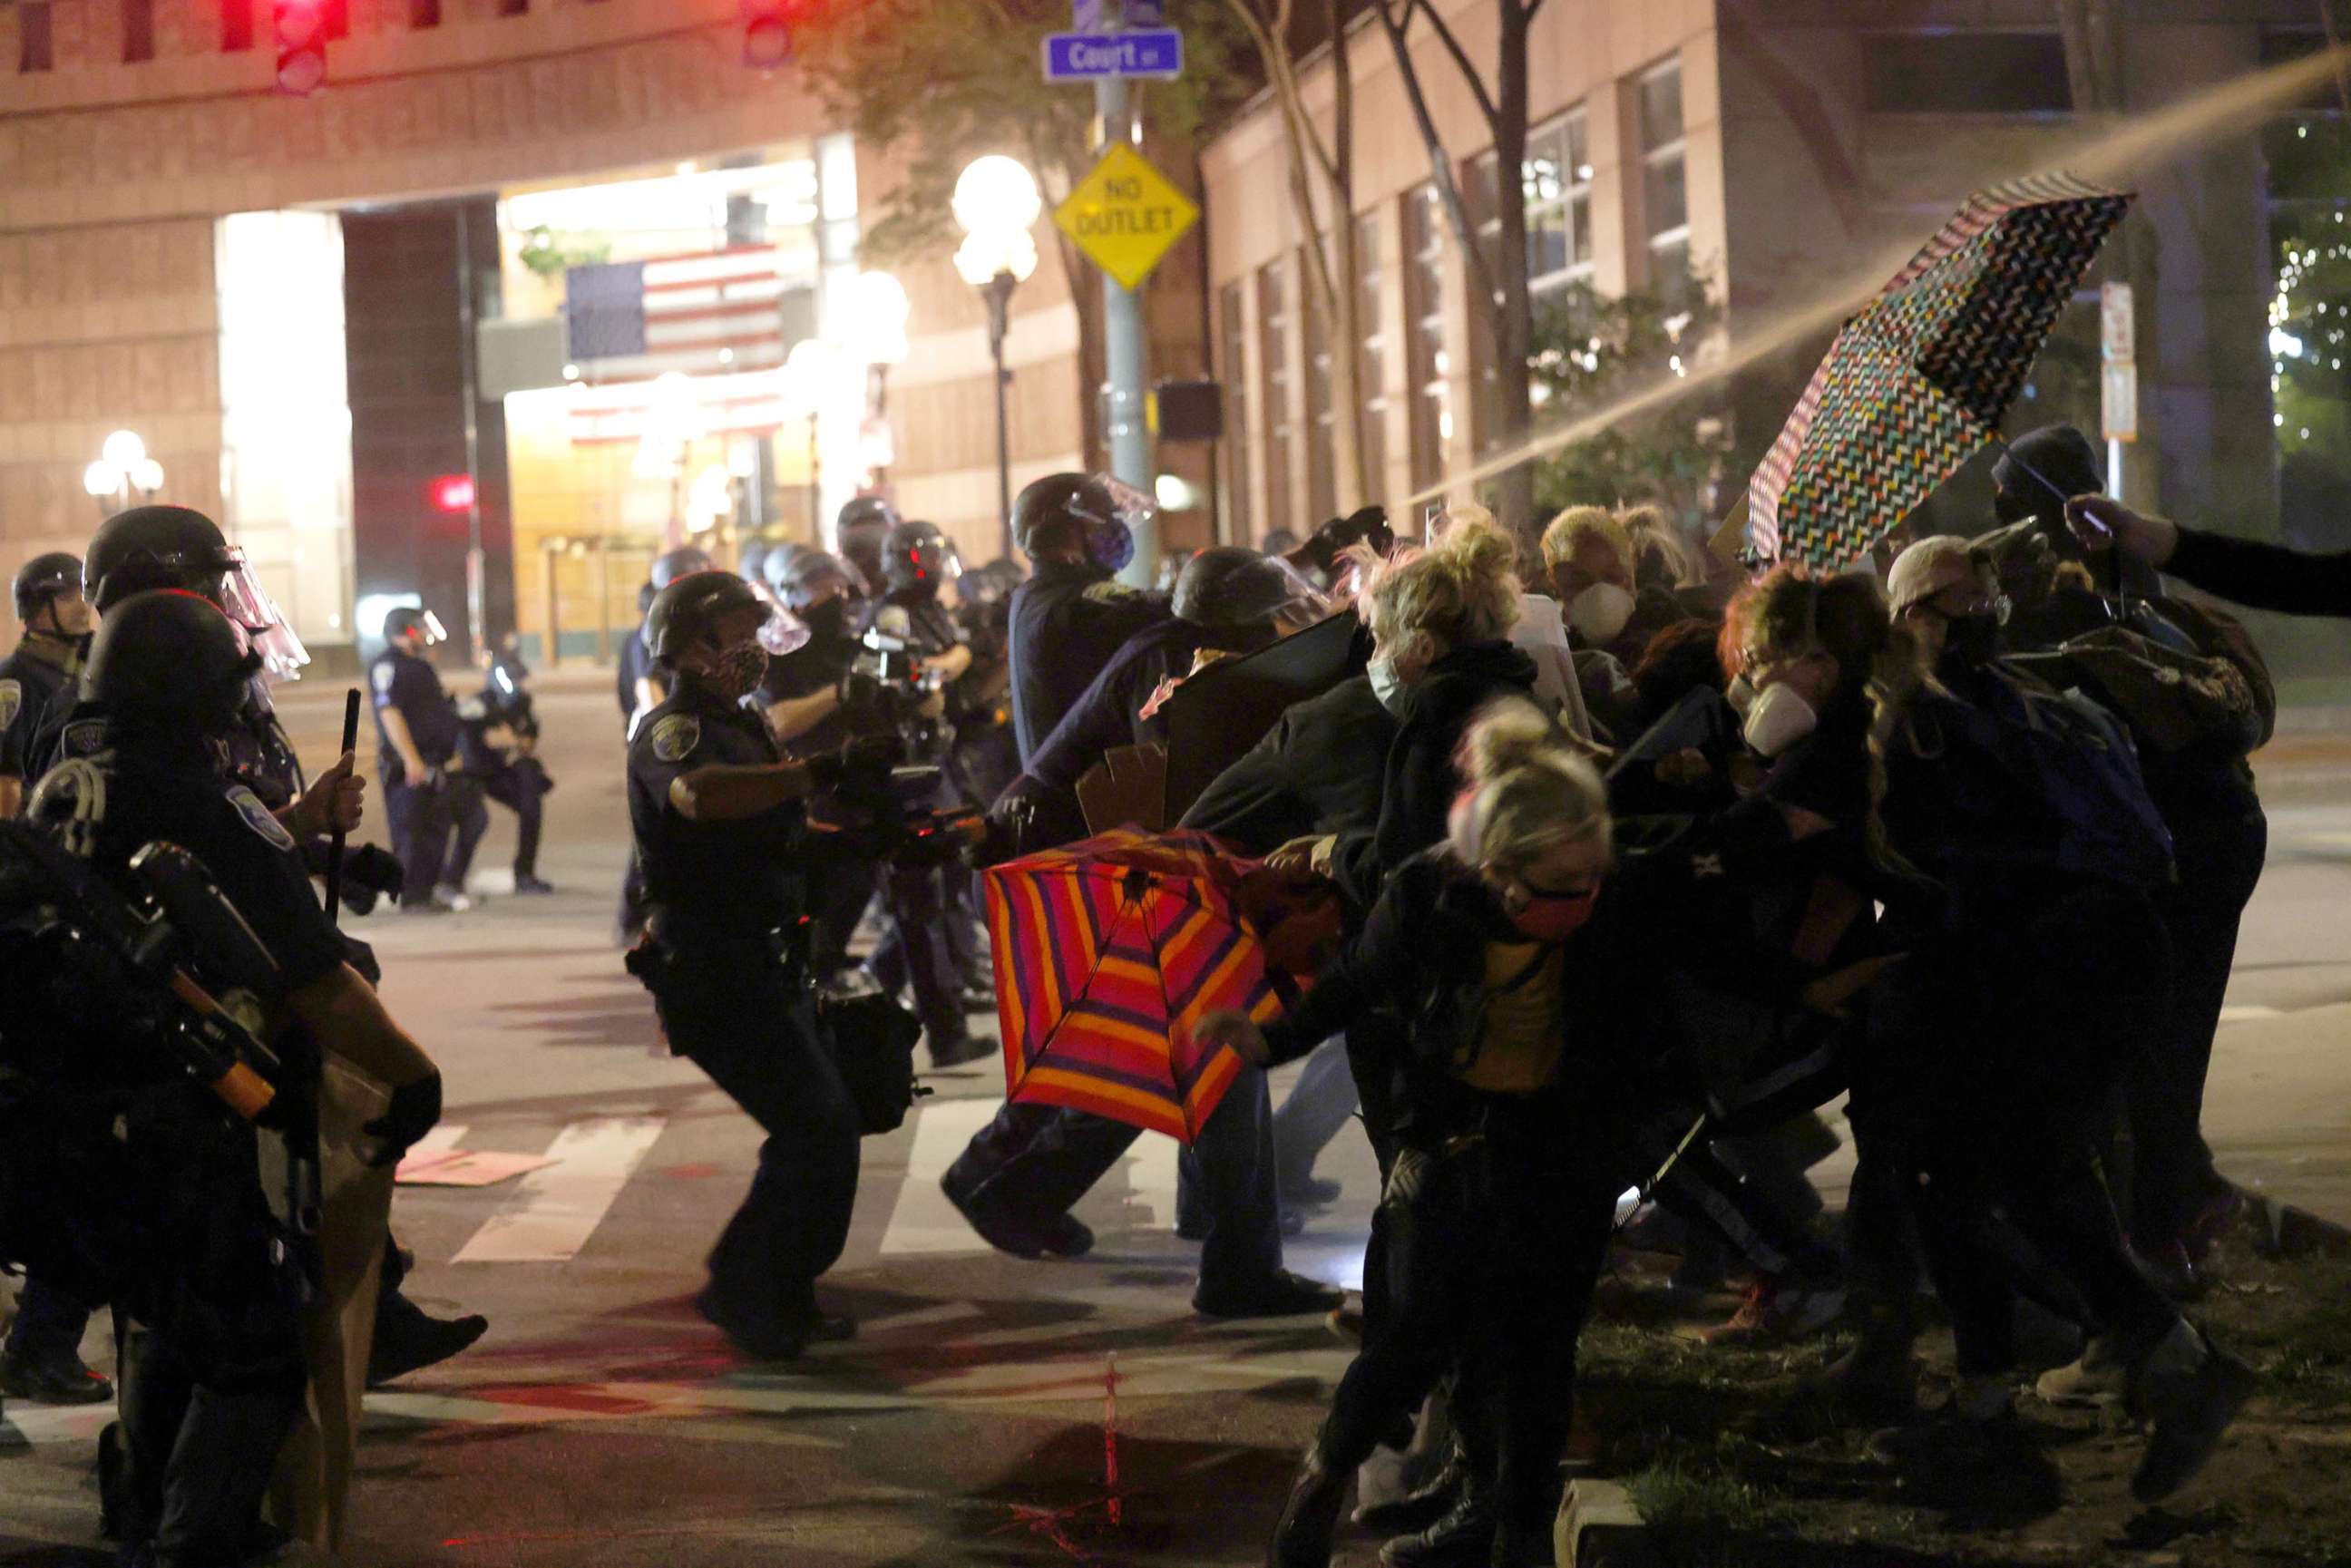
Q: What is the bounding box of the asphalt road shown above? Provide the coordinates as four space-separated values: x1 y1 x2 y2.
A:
5 666 2350 1567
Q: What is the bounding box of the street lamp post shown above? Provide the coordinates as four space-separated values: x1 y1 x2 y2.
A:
952 157 1041 561
83 430 163 517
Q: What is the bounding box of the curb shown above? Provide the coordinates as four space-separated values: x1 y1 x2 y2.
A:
1556 1477 1654 1568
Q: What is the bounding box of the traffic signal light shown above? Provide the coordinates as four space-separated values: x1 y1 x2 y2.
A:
742 0 795 70
274 0 327 96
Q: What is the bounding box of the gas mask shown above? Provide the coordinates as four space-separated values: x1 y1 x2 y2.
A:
1725 674 1758 716
1566 581 1636 647
1741 681 1819 758
799 597 850 646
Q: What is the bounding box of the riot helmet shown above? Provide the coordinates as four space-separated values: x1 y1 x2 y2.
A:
83 590 263 740
649 546 717 590
883 520 963 596
1171 547 1322 638
1011 472 1151 574
759 541 811 598
836 496 898 593
645 570 804 667
13 552 83 626
382 606 447 651
84 505 308 679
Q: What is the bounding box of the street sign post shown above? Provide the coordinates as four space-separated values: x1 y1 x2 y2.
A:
1073 0 1161 27
1053 141 1200 292
2100 280 2136 497
1043 29 1185 82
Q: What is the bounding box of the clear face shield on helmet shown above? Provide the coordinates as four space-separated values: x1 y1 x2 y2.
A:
1067 474 1156 575
742 577 814 657
214 545 310 681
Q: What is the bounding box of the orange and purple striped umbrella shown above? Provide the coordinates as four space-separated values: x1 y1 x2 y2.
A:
984 828 1336 1144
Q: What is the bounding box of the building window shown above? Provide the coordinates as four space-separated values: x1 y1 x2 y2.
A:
1470 109 1595 306
1357 211 1390 504
1862 32 2072 115
124 0 155 63
1257 260 1295 544
1639 59 1692 309
1303 252 1337 525
1218 280 1253 545
1402 184 1455 493
19 2 54 71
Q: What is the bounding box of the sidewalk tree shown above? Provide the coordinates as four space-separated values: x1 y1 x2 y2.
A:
1370 0 1538 539
1221 0 1368 511
1528 280 1729 524
795 0 1248 468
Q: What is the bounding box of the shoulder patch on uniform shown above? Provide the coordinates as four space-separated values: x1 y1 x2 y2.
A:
226 784 298 852
0 679 18 734
61 718 105 758
874 605 912 639
372 662 397 696
1082 580 1140 605
649 714 702 764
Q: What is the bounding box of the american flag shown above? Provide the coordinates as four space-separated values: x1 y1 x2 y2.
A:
563 246 790 382
563 367 797 447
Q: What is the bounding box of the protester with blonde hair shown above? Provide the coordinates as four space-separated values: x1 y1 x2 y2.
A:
1429 502 1591 737
1205 698 1635 1568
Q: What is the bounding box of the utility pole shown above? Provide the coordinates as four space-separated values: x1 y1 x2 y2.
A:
1096 33 1156 585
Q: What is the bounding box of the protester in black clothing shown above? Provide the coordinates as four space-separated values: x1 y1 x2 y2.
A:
1205 703 1631 1568
2068 492 2351 618
0 552 89 820
1005 472 1169 762
941 550 1344 1319
1726 567 2251 1505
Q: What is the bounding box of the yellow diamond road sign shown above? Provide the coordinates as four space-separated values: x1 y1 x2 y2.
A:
1054 142 1199 292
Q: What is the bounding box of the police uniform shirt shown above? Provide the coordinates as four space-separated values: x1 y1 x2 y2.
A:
25 689 304 813
1008 560 1169 764
755 630 880 758
617 621 656 727
369 648 461 784
30 748 349 995
627 681 805 936
0 641 73 787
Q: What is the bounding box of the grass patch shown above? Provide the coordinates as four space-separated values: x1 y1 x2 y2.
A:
1627 1460 1788 1561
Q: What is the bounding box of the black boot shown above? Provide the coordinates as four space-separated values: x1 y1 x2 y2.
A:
1355 1442 1464 1534
1268 1445 1351 1568
1380 1486 1495 1568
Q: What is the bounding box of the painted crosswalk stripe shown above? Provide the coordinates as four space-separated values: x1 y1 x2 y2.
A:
879 1096 1007 1256
452 1117 665 1264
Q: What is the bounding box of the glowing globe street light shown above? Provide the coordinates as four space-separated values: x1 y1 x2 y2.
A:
83 431 162 516
952 156 1042 559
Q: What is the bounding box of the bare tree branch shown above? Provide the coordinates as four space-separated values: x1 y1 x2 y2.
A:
1415 0 1502 131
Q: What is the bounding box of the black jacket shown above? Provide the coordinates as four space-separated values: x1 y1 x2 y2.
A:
1007 560 1168 764
2165 526 2351 619
1257 848 1648 1141
1332 639 1537 910
1180 675 1397 910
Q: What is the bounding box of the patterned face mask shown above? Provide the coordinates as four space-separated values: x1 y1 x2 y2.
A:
711 640 770 701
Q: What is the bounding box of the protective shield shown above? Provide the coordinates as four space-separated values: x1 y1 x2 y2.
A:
217 547 311 680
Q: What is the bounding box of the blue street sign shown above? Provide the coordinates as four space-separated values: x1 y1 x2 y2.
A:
1042 28 1185 82
1072 0 1162 28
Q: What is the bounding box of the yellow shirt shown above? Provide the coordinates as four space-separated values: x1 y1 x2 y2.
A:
1455 940 1565 1093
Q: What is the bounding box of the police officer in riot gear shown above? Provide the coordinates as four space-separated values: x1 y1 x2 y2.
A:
456 638 555 895
626 570 861 1360
836 496 899 609
1006 472 1168 762
1 552 89 818
867 521 993 1066
24 589 444 1568
371 607 486 914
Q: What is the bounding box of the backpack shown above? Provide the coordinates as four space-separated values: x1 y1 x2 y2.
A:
2011 595 2271 759
1922 665 2175 892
